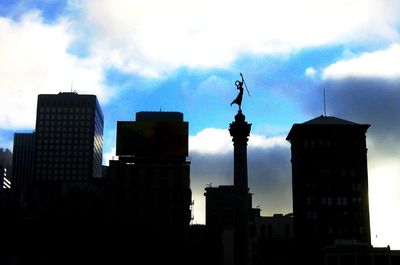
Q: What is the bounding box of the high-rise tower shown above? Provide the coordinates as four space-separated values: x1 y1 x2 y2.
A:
0 148 12 189
109 111 191 234
286 115 371 251
229 110 251 265
12 133 35 197
34 92 104 183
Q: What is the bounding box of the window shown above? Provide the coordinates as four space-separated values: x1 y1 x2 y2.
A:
307 211 317 220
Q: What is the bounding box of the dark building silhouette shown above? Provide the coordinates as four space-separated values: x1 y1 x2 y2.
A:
205 185 236 231
12 133 35 198
29 92 105 230
322 243 400 265
204 185 261 265
0 148 13 189
250 213 294 265
229 110 252 265
108 111 191 233
204 185 256 231
286 115 371 260
34 92 104 183
107 111 192 263
3 93 106 265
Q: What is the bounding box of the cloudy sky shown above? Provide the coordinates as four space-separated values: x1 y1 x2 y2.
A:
1 0 400 248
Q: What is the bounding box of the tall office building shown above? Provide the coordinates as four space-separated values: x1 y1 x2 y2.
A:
34 92 104 183
108 111 192 235
12 133 35 194
0 148 12 189
286 115 371 250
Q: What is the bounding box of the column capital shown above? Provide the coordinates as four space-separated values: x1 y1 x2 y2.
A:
229 110 251 142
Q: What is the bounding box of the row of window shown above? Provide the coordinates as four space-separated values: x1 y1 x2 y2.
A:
39 107 92 113
39 113 92 120
36 161 90 168
38 120 92 127
37 145 91 151
36 173 89 180
38 126 91 133
38 132 91 138
304 183 363 192
319 169 360 177
306 196 363 206
303 139 362 148
37 150 91 156
306 211 365 222
38 139 90 145
257 224 292 238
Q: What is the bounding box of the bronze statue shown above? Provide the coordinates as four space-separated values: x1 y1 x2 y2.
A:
230 73 250 110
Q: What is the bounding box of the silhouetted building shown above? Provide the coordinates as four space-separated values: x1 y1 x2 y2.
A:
12 133 35 197
252 213 293 242
205 185 255 231
187 224 225 265
34 92 104 183
322 242 400 265
0 148 12 189
250 213 294 265
286 115 371 259
108 111 192 235
205 185 235 231
229 110 252 265
204 185 257 265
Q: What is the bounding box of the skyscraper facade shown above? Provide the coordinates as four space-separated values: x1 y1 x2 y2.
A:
12 133 35 194
108 111 192 234
34 92 104 183
286 115 371 250
0 148 12 189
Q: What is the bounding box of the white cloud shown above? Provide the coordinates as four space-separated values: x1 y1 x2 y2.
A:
305 67 317 78
249 134 289 149
103 146 117 166
189 127 288 155
368 156 400 249
189 128 232 155
83 0 400 76
0 12 111 130
323 44 400 79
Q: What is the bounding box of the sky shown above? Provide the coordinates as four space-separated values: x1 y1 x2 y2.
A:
1 0 400 248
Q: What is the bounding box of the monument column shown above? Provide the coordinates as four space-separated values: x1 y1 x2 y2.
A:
229 109 251 265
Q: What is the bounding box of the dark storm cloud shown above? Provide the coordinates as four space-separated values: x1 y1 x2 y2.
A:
190 144 293 216
247 146 292 215
319 78 400 156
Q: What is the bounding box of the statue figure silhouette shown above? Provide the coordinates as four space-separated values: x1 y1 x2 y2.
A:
230 73 245 110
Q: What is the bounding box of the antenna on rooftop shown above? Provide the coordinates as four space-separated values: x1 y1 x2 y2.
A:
323 87 327 117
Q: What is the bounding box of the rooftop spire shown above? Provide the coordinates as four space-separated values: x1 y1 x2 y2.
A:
323 87 327 117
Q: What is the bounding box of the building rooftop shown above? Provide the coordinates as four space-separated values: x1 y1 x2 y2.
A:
286 115 370 140
136 111 184 122
303 115 359 125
